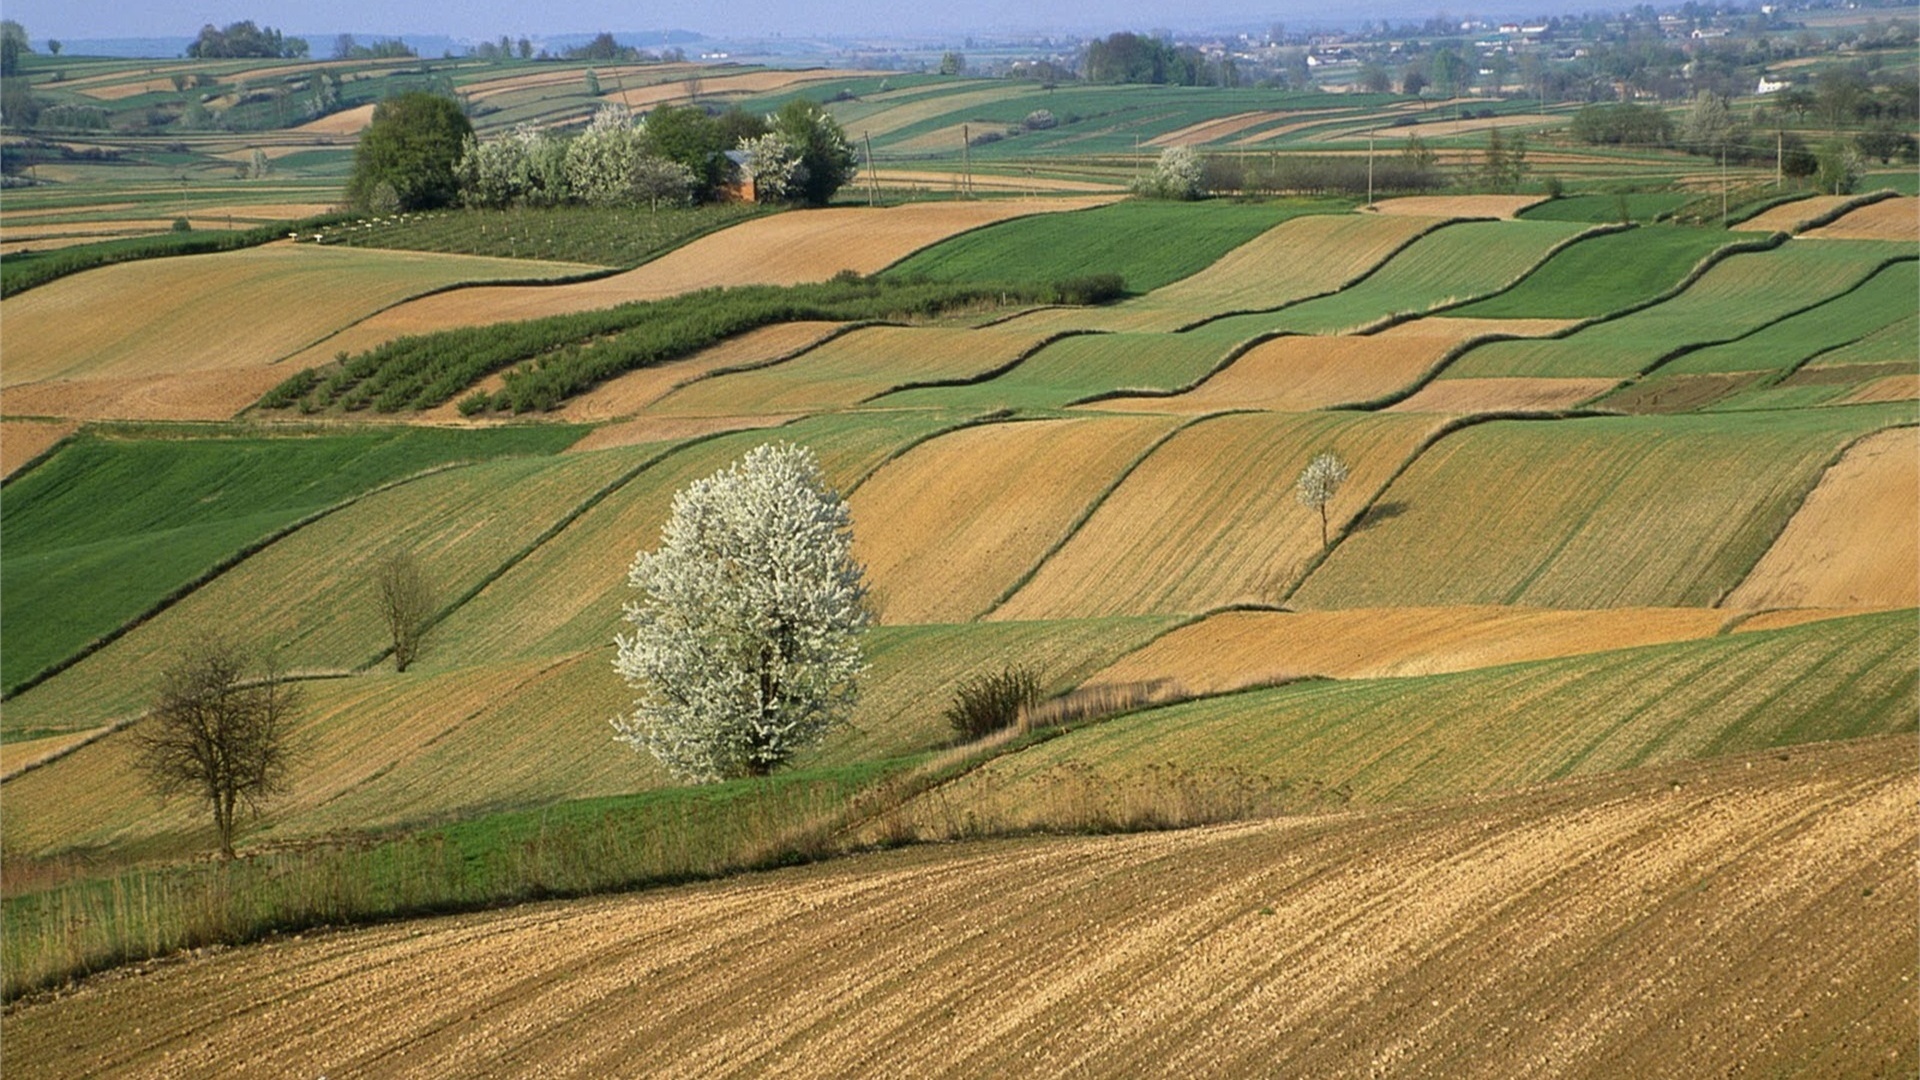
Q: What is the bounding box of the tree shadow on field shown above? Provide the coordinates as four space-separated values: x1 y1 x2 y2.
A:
1351 500 1409 533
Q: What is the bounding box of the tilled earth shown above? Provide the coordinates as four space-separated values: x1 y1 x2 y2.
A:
5 735 1913 1079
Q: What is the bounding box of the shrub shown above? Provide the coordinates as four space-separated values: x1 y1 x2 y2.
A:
945 665 1042 741
171 216 192 232
1049 273 1126 305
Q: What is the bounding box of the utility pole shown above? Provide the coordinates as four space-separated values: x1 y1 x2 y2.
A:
1775 129 1783 187
864 131 879 206
1720 145 1728 226
961 124 972 197
1367 128 1375 208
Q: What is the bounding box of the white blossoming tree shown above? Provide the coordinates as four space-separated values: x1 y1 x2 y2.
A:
612 443 869 782
738 130 802 202
1295 450 1351 551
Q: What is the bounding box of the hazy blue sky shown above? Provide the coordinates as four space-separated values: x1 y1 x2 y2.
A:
7 0 1399 44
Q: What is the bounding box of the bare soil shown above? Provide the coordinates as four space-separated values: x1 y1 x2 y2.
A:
1365 194 1546 219
1725 427 1919 609
1800 197 1919 242
4 736 1909 1080
1390 376 1617 413
1839 374 1920 404
1735 196 1857 233
0 419 79 477
550 322 845 423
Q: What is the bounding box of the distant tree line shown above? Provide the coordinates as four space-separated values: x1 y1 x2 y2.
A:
332 34 417 61
1081 31 1241 87
187 20 309 59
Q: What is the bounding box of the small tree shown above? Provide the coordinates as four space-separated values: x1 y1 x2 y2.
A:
375 551 435 672
1132 145 1204 200
132 637 300 859
612 443 869 783
1295 451 1351 550
346 91 472 211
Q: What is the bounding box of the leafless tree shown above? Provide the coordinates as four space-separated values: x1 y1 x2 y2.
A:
375 550 435 672
132 637 300 859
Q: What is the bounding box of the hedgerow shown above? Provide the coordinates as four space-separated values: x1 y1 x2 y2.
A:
263 274 1124 416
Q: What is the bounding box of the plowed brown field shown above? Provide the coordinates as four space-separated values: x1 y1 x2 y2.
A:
1090 606 1735 692
292 103 375 135
1388 376 1616 413
277 199 1107 369
1366 194 1545 218
849 415 1180 623
1 366 293 422
6 737 1910 1080
1801 196 1919 242
566 414 799 453
1724 427 1919 609
1840 374 1920 403
0 419 77 477
1147 110 1296 147
1735 195 1857 233
608 68 871 110
1733 607 1883 633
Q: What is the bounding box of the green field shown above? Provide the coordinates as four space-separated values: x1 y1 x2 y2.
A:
0 426 586 694
1658 259 1918 375
1292 405 1915 609
1202 219 1592 337
1517 192 1697 223
1445 240 1914 379
1446 225 1738 319
873 331 1236 412
884 199 1351 295
930 609 1917 818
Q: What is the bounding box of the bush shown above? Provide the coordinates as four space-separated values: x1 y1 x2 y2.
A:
171 216 192 232
945 666 1042 741
1049 273 1126 305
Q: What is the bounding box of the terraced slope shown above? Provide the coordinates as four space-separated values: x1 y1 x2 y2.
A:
642 325 1055 416
992 411 1444 619
849 415 1181 622
874 332 1236 413
0 246 597 419
426 411 975 667
0 426 586 695
925 610 1916 822
1445 225 1735 319
1446 240 1911 379
1202 219 1593 338
1292 406 1915 609
1096 317 1575 415
1725 426 1919 610
0 617 1175 854
274 199 1109 370
1656 258 1917 376
7 735 1909 1079
1089 606 1738 693
1801 195 1919 241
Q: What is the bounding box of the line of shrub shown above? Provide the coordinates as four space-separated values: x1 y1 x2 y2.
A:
262 272 1126 416
0 213 358 297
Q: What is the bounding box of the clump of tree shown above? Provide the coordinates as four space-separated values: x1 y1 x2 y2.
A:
945 665 1042 741
187 20 308 59
347 91 473 211
613 442 869 783
566 32 649 63
1200 152 1441 198
1479 129 1529 193
1569 102 1674 147
1 19 30 77
1081 31 1237 87
1131 145 1204 200
456 100 854 210
332 34 416 60
131 637 301 859
1295 451 1350 550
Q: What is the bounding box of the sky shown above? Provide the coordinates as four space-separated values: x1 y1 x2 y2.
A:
5 0 1413 45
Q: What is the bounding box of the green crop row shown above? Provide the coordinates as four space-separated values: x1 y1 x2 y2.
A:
0 213 356 298
265 275 1123 416
309 202 768 268
1448 224 1737 319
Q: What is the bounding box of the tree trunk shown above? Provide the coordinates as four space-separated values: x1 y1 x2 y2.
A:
1319 503 1330 550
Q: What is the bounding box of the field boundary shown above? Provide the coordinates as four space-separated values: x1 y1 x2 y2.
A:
0 426 85 488
1066 332 1285 408
856 329 1108 404
1712 420 1920 609
841 409 1024 496
1332 329 1562 411
1421 221 1631 317
1170 214 1474 334
1787 188 1900 233
2 462 475 703
1278 411 1609 604
977 413 1226 619
1629 253 1919 381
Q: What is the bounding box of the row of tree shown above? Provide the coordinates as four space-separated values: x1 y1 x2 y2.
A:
187 20 308 59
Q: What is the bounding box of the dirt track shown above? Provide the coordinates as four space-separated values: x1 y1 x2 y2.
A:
5 736 1910 1079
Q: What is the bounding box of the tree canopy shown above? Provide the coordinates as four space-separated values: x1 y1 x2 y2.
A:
187 20 308 59
347 92 473 211
612 442 869 783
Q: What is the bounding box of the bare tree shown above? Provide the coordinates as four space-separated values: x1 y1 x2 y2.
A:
375 551 435 671
132 637 300 859
1295 451 1351 550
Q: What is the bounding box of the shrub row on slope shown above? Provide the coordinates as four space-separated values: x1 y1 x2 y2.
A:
261 274 1123 416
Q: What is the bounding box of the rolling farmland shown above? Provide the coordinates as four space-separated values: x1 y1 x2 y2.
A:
1 60 1915 1072
1293 406 1915 609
